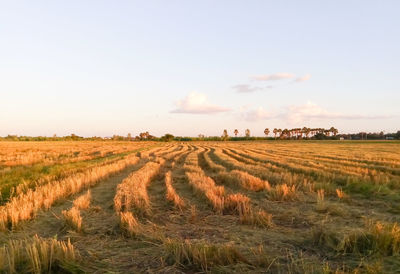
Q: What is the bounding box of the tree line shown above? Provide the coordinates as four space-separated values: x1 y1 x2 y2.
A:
1 129 399 142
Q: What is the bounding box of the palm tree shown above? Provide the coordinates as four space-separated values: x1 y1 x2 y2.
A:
277 129 282 138
234 129 239 137
305 127 311 139
293 128 298 138
329 127 338 136
298 128 302 139
273 128 278 139
282 129 289 139
264 128 270 137
245 129 251 138
302 127 307 138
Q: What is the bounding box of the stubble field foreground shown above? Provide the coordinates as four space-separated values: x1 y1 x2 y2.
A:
0 141 400 273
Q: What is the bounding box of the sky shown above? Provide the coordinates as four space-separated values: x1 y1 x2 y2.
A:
1 1 399 137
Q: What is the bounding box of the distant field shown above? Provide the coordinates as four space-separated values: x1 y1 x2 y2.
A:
1 141 400 273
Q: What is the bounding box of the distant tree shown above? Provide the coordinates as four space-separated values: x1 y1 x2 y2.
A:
315 132 327 140
304 127 311 139
281 129 289 139
297 128 302 139
146 133 155 140
245 129 250 138
70 134 80 140
222 129 229 140
139 132 152 140
264 128 270 137
5 135 18 141
234 129 239 137
112 135 124 141
198 134 205 139
127 133 132 140
301 127 307 138
161 133 174 142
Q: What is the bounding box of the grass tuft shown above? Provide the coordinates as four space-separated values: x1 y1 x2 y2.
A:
62 207 83 233
268 184 297 201
119 211 140 237
73 190 91 210
163 238 250 271
0 235 81 273
313 221 400 256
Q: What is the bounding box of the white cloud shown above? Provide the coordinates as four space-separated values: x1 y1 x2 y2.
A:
232 84 263 93
249 72 311 84
171 92 230 114
283 102 391 124
251 73 295 81
240 106 274 121
294 74 311 82
239 102 391 123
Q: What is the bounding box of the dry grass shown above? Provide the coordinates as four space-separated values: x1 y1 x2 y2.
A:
0 141 148 168
184 151 226 213
73 190 91 210
240 209 273 228
3 141 400 273
225 193 273 227
163 238 249 271
314 220 400 256
0 154 139 230
162 145 189 161
184 152 272 227
0 235 79 273
216 170 271 191
113 161 161 216
165 171 185 210
267 183 297 201
119 211 140 237
186 171 225 213
224 193 251 215
336 188 348 200
315 189 326 212
189 205 198 223
202 150 226 172
62 207 83 232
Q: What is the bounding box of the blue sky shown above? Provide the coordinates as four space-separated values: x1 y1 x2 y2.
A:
1 1 399 137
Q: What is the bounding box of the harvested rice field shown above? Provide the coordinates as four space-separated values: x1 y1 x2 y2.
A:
1 141 400 273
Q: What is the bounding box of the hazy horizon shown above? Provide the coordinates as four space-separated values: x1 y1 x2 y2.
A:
1 1 399 137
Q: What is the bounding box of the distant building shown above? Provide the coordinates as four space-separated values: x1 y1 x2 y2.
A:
386 137 394 140
340 137 344 140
